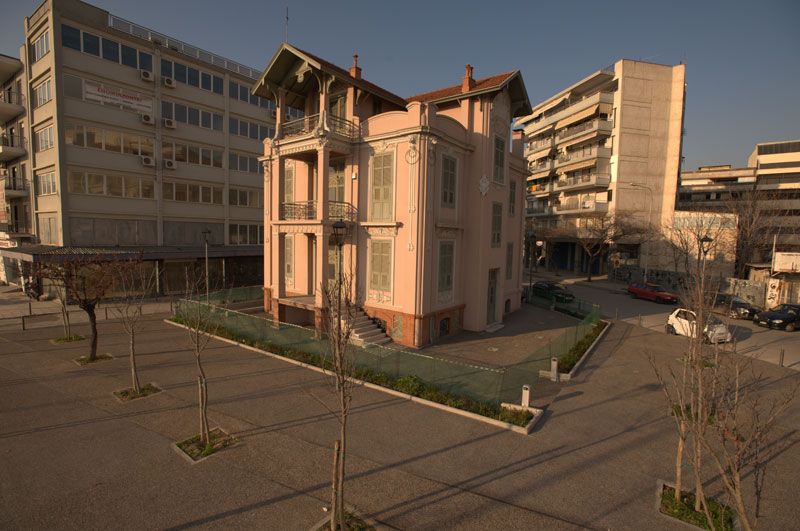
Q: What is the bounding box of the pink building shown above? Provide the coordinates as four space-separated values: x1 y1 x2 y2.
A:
253 45 531 347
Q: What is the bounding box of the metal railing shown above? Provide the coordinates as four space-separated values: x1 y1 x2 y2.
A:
8 220 32 233
557 118 609 140
0 134 27 149
3 175 28 192
281 200 357 221
556 173 610 188
0 91 25 106
281 113 359 140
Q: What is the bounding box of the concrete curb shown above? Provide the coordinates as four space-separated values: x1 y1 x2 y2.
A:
655 480 743 531
171 426 235 466
539 320 612 382
307 504 393 531
163 319 540 436
110 382 163 404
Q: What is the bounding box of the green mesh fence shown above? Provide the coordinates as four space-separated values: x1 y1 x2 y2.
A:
200 286 263 305
501 289 601 403
174 300 505 404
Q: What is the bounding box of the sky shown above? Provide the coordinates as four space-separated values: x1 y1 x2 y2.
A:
2 0 798 171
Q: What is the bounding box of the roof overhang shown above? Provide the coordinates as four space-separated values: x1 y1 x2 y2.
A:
0 54 23 86
425 71 532 118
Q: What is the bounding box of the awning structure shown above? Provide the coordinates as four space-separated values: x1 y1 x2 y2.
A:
558 159 597 174
555 104 599 130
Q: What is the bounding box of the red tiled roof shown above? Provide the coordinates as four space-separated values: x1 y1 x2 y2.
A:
291 46 407 106
406 71 518 103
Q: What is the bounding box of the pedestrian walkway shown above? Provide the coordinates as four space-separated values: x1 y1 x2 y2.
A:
1 315 797 529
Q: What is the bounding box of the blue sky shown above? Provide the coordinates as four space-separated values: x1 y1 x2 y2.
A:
2 0 798 170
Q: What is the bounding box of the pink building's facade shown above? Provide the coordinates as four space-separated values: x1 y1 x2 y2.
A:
253 45 531 347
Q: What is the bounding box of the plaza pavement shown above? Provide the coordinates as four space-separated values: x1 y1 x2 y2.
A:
1 309 798 530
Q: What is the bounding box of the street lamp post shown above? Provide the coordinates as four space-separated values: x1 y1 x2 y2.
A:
629 183 653 283
331 220 347 347
201 229 211 301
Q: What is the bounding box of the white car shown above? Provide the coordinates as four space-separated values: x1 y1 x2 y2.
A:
665 308 732 344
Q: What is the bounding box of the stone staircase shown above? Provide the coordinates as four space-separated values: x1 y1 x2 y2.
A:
349 309 392 346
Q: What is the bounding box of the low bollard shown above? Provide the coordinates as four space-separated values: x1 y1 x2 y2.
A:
615 308 619 321
21 315 26 331
521 385 531 407
550 357 559 382
638 314 642 327
779 349 785 368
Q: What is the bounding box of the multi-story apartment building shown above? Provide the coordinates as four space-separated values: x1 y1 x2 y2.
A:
520 60 685 276
0 0 288 291
254 45 531 347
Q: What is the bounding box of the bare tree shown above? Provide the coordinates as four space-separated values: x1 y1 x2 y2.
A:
179 269 222 446
314 270 359 531
652 210 799 529
113 256 157 395
725 188 790 279
40 253 117 362
536 210 644 281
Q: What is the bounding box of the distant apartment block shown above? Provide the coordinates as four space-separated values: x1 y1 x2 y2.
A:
0 0 291 290
519 59 685 275
678 140 800 256
254 45 531 346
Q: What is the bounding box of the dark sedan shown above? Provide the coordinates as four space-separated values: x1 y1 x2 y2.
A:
712 293 761 320
753 303 800 332
532 281 575 302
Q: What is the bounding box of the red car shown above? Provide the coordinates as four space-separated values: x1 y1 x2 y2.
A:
627 282 679 304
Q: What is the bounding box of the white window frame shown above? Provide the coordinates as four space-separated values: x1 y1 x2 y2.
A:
33 31 50 62
35 126 54 152
34 80 52 108
36 172 57 196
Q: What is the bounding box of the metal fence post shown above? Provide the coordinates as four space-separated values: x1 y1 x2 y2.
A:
779 349 785 368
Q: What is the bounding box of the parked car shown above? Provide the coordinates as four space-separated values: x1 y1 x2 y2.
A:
627 282 680 304
665 308 732 344
752 303 800 332
532 281 575 302
711 293 761 320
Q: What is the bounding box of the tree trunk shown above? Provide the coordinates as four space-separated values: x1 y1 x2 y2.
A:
130 332 140 394
87 306 98 361
675 421 685 503
337 416 346 531
330 440 340 531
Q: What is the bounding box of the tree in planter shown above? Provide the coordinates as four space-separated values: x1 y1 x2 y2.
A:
652 211 799 530
39 253 118 361
112 256 157 395
179 269 222 447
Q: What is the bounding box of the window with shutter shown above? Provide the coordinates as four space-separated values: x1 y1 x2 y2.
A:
284 166 294 203
284 236 293 279
491 202 502 247
370 240 392 292
438 241 455 292
493 136 505 183
371 153 393 221
441 155 457 208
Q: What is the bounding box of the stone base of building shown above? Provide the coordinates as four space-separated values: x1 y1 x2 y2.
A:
362 304 465 348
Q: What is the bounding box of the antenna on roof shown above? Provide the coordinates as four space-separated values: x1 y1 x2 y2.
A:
285 7 289 43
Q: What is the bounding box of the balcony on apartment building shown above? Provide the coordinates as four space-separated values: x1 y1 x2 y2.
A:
528 180 554 197
555 172 611 192
556 118 612 144
280 199 357 222
555 198 609 215
526 204 554 217
4 219 33 236
528 158 554 179
529 91 615 136
525 135 554 158
0 134 27 162
3 174 28 198
0 91 25 123
555 145 611 170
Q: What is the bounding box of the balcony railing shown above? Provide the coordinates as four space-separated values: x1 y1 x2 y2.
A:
0 91 25 106
555 199 609 214
526 205 553 216
556 146 611 166
3 175 28 192
7 220 32 234
280 200 356 222
0 134 27 149
557 118 612 141
555 173 611 190
282 113 359 140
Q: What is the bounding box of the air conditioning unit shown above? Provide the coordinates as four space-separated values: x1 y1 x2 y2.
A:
141 113 154 125
139 70 154 82
163 159 177 170
141 156 155 167
162 77 176 88
163 118 176 129
270 109 277 119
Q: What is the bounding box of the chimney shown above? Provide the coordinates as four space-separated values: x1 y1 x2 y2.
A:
350 54 361 79
462 64 475 92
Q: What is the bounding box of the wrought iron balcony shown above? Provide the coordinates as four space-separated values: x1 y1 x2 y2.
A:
0 91 25 122
281 113 359 140
3 175 29 198
280 200 356 221
0 134 27 162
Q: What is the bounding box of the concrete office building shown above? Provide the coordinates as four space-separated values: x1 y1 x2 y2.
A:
254 45 531 347
519 59 685 276
678 140 800 255
0 0 292 291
